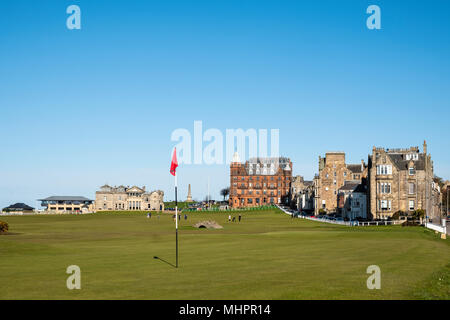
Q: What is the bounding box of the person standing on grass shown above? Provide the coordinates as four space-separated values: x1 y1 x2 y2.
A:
238 214 241 222
184 214 187 220
149 212 152 219
228 214 231 222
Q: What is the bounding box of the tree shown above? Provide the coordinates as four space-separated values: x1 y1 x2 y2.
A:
220 187 230 201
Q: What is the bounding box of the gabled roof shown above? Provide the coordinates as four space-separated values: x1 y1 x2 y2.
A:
127 186 145 192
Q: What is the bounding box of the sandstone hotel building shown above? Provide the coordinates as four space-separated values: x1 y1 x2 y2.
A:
229 152 292 208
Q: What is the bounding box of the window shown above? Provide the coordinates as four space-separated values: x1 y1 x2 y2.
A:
380 200 391 211
409 183 415 194
377 165 392 175
409 200 415 211
409 167 415 175
378 182 391 194
344 172 347 177
406 153 419 161
325 187 329 191
322 200 326 208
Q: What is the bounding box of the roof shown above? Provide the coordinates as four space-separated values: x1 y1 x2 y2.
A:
339 182 366 193
3 203 34 210
339 182 360 191
38 196 93 201
387 153 426 171
347 164 363 173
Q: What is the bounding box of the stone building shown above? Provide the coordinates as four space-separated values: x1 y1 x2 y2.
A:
229 152 292 208
94 185 164 212
367 141 440 220
314 152 367 215
291 176 314 212
337 182 368 220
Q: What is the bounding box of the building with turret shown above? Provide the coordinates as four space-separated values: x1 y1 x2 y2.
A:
229 152 292 208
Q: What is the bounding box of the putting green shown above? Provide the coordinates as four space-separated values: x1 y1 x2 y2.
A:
0 209 448 299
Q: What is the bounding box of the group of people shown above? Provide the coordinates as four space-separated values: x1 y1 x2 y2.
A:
228 213 242 222
146 212 160 220
172 213 187 221
147 211 242 224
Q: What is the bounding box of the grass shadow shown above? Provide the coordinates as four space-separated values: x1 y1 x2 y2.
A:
153 256 177 268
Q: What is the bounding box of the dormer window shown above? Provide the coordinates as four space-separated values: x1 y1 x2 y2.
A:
406 153 419 161
409 167 415 175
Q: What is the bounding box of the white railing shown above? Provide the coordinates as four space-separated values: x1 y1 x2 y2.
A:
425 222 446 234
275 205 401 227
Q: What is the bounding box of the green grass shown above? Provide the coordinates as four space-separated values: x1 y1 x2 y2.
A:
0 209 448 300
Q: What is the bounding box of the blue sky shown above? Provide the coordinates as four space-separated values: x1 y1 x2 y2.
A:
0 0 449 209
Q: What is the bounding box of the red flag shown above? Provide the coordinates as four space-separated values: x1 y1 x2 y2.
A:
170 148 178 176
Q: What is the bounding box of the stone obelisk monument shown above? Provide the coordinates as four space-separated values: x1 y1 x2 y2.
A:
186 184 193 202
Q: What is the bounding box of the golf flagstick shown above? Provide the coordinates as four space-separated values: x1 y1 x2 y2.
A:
170 147 179 268
175 173 178 268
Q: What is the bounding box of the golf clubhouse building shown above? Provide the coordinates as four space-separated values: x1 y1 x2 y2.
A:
38 196 94 213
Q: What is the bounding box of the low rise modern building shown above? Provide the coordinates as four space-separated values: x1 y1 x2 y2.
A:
39 196 94 213
229 152 292 208
94 185 164 211
2 203 35 213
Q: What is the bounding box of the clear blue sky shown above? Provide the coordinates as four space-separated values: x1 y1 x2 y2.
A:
1 0 449 209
